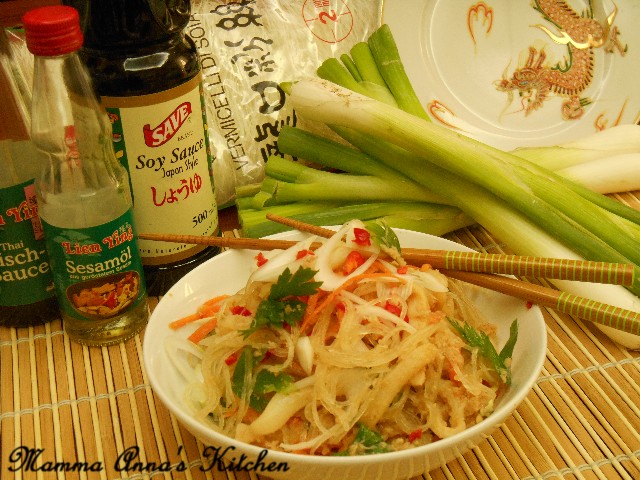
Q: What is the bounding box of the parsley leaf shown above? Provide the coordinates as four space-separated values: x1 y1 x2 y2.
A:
243 267 322 337
251 298 307 331
249 370 296 412
268 267 322 301
449 318 519 385
363 220 402 262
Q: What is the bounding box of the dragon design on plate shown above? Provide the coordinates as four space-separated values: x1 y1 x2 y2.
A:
495 0 626 120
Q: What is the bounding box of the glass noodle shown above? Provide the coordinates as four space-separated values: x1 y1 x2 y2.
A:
166 220 515 455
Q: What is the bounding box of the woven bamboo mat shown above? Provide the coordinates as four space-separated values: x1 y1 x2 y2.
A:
2 221 640 480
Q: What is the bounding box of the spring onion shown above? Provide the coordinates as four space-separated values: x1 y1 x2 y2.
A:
367 24 430 120
235 23 640 346
513 124 640 168
258 155 443 205
555 154 640 194
509 125 640 194
256 24 640 348
238 201 474 239
285 79 640 273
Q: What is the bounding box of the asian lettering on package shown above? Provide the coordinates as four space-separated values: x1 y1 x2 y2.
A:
188 0 382 208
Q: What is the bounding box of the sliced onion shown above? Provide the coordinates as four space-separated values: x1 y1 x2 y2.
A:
409 269 449 293
375 275 414 301
344 219 380 254
295 336 315 375
249 235 318 284
355 303 416 333
164 335 204 382
250 387 314 436
314 220 380 291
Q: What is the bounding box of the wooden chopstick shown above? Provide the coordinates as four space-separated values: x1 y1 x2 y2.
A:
137 232 311 252
444 269 640 336
263 214 640 336
136 220 640 335
263 214 636 286
137 230 633 286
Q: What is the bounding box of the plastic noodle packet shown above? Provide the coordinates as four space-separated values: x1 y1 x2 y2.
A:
188 0 382 208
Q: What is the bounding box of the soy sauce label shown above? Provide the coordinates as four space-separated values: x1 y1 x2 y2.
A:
0 180 55 306
41 210 146 321
102 74 219 266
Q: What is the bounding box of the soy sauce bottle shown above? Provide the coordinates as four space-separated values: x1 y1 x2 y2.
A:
64 0 220 296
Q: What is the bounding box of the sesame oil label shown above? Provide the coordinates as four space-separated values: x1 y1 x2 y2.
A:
103 74 218 266
41 210 146 322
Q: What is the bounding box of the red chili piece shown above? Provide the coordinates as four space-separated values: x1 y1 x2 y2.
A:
255 252 268 267
384 300 409 322
225 352 238 365
296 249 314 260
383 301 402 316
231 305 252 316
342 251 366 275
352 227 371 246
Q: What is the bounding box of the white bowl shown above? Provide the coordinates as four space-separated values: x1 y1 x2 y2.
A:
143 229 547 480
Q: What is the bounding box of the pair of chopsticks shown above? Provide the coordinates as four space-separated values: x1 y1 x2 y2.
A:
138 214 640 336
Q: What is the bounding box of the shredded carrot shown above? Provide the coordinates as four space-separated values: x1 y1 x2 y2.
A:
300 269 401 334
188 317 218 344
370 259 395 274
198 303 223 317
170 294 229 330
204 294 230 305
197 294 230 316
305 291 323 316
241 407 260 423
223 403 240 419
169 312 203 330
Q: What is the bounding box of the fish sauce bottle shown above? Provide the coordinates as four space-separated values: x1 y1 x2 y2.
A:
0 141 59 327
0 28 58 328
22 5 150 345
64 0 220 296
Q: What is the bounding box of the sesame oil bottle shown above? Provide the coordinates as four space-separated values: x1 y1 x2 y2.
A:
23 5 149 345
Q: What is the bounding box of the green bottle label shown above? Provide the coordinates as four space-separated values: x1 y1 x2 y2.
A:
41 210 147 322
0 180 56 306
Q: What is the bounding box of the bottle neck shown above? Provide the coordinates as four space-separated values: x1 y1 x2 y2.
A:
66 0 191 49
30 52 124 196
32 53 79 137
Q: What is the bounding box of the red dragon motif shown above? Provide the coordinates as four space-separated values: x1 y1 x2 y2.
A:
495 0 625 120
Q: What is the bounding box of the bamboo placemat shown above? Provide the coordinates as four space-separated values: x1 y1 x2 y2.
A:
2 222 640 480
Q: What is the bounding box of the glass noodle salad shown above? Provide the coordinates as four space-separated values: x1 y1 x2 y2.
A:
166 220 518 456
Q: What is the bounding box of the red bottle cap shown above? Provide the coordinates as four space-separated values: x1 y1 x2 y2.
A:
22 5 84 57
